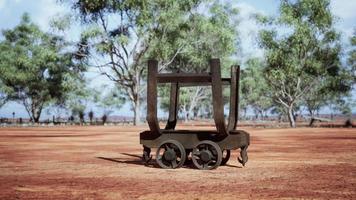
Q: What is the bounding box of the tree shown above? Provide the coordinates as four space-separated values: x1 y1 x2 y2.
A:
240 58 273 120
62 0 205 125
258 0 347 127
0 13 85 122
64 0 239 125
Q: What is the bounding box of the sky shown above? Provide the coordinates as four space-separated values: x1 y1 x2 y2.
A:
0 0 355 119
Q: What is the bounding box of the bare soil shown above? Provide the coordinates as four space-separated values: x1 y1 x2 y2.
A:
0 125 355 199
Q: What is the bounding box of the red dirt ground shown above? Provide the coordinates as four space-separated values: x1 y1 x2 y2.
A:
0 125 355 199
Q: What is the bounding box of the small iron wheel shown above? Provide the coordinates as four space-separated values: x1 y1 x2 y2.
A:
221 149 231 166
156 140 186 169
192 140 222 170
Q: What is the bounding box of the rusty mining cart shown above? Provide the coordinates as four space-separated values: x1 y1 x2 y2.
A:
140 59 250 170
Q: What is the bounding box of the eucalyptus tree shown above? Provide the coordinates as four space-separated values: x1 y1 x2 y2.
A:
258 0 348 127
0 13 85 123
64 0 209 125
64 0 239 124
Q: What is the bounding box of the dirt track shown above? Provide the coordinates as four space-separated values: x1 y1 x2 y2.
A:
0 126 355 199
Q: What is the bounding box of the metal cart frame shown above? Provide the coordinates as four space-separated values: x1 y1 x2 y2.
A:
140 59 249 170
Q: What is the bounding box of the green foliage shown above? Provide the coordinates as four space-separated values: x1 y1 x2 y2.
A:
63 0 213 124
0 13 86 122
332 97 354 117
149 1 238 72
64 0 239 124
349 30 356 83
0 82 8 107
49 14 73 32
240 58 272 119
154 1 239 119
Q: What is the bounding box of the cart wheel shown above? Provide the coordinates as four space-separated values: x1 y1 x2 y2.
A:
156 140 186 169
192 140 222 170
221 149 231 166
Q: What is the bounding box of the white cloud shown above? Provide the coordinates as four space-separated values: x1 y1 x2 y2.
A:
331 0 356 20
33 0 66 30
329 0 356 45
234 2 266 62
0 0 23 10
0 0 6 10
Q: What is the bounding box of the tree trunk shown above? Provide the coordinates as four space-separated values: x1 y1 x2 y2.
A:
182 105 189 122
131 71 142 126
287 106 296 128
185 112 189 122
243 108 247 120
193 109 198 119
259 110 263 120
33 115 40 123
133 98 140 126
308 108 315 127
187 105 195 121
32 107 42 123
23 99 42 123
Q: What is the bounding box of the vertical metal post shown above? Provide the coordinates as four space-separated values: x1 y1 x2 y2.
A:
210 59 228 136
236 65 240 128
165 82 179 130
228 65 240 131
147 60 160 135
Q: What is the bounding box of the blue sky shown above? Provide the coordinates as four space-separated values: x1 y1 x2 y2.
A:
0 0 355 119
